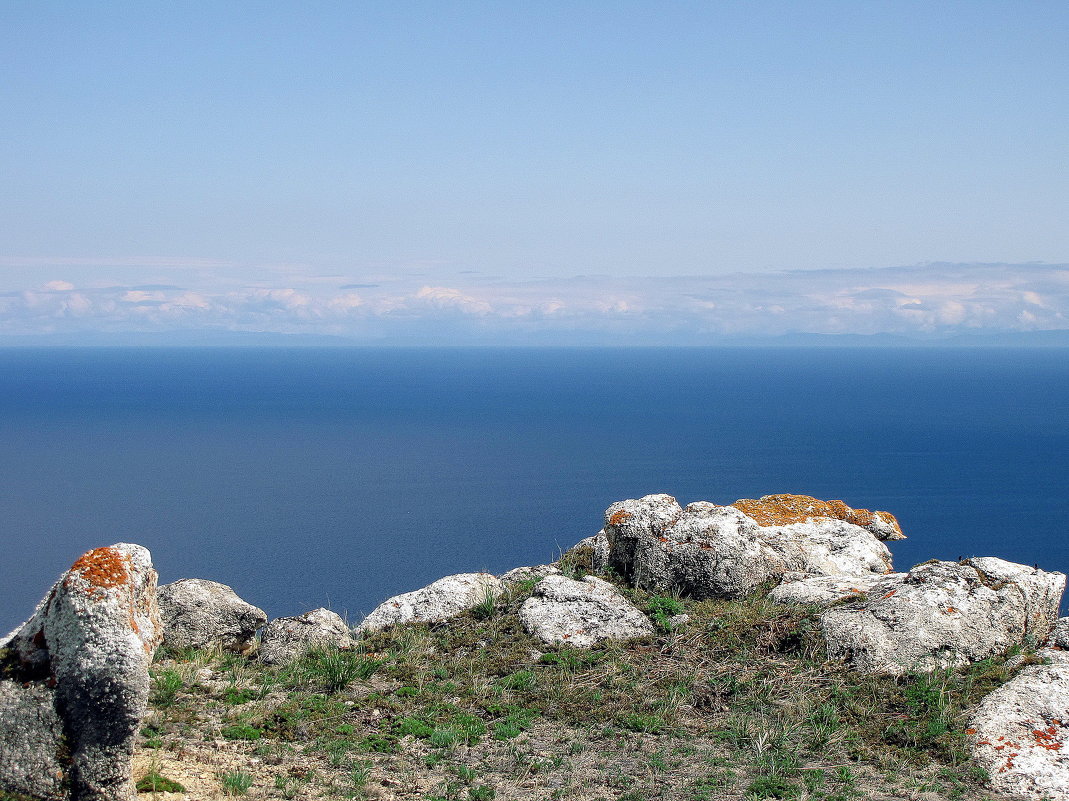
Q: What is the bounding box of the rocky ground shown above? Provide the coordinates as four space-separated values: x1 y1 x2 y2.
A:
129 571 1038 801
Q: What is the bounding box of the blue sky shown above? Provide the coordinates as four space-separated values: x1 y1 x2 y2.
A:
1 2 1067 341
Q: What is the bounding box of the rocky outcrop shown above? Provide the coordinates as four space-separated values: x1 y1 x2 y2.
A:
157 578 266 654
357 573 504 633
499 564 561 585
519 575 654 648
258 608 354 665
0 543 163 800
731 494 905 541
968 650 1069 799
561 533 610 573
820 558 1065 675
1047 617 1069 649
769 572 890 607
601 493 897 599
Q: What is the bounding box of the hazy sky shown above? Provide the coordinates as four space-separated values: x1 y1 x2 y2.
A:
2 2 1067 340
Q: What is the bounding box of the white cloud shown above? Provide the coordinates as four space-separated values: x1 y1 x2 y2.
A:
1 262 1067 341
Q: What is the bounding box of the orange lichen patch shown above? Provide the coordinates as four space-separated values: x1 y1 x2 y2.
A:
66 546 130 591
732 493 902 535
607 509 633 526
880 590 897 600
1031 726 1065 751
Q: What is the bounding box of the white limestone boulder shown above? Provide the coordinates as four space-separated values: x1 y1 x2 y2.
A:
158 578 267 654
1047 617 1069 649
0 543 163 801
769 572 894 607
258 608 354 665
499 564 562 586
602 493 900 599
968 649 1069 799
356 573 504 633
519 574 654 648
821 558 1065 675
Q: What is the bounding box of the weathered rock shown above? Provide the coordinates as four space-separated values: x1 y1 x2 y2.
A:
1047 616 1069 649
258 608 354 665
732 493 905 541
357 573 505 633
821 558 1065 675
769 572 893 607
157 578 266 654
0 682 66 799
602 493 898 599
561 532 610 573
499 565 562 585
968 649 1069 799
0 543 163 801
519 575 654 648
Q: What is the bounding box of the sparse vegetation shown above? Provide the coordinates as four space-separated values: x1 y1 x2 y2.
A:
134 571 1028 800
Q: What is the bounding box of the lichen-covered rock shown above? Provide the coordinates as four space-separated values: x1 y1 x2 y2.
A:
0 543 163 801
560 532 610 573
356 573 504 633
603 493 897 599
732 494 905 541
769 572 894 607
968 650 1069 799
0 682 66 799
519 575 654 648
821 558 1065 675
258 608 354 665
157 578 266 654
499 565 561 585
1047 617 1069 649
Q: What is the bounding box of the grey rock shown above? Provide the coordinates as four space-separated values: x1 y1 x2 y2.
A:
603 494 896 599
0 682 66 799
259 608 354 665
519 575 654 648
769 572 894 607
158 578 267 654
499 565 562 585
1 543 163 801
357 573 504 633
968 649 1069 799
1047 616 1069 649
561 532 610 573
821 558 1065 675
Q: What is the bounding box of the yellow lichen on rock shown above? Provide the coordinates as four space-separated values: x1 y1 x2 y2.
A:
732 493 903 538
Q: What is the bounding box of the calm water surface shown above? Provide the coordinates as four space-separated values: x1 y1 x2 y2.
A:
1 347 1066 633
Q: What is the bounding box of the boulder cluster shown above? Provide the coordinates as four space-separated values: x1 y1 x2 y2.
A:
2 492 1068 799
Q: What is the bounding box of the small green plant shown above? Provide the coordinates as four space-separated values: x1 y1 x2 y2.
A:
471 584 498 620
135 770 185 793
149 668 183 707
220 723 262 741
220 770 254 796
647 596 686 631
746 775 799 799
298 646 384 693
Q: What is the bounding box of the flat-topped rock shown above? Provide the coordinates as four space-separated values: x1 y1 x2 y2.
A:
519 575 654 648
259 608 354 665
158 578 266 654
769 572 893 607
821 557 1065 675
357 573 504 633
1 543 163 801
602 493 898 599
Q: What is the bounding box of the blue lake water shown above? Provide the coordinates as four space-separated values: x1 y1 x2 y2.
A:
1 346 1067 634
